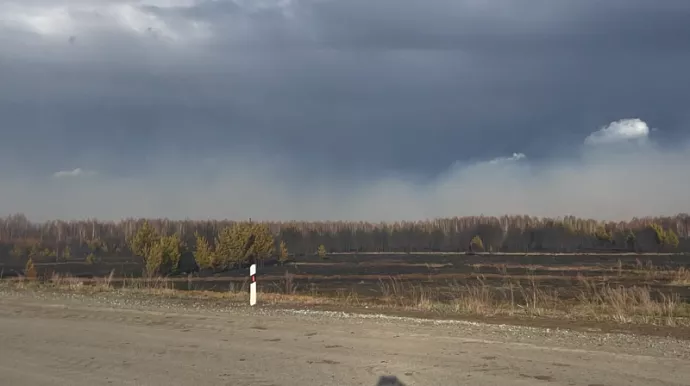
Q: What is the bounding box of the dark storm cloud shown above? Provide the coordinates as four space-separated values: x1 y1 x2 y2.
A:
306 0 690 52
0 0 689 221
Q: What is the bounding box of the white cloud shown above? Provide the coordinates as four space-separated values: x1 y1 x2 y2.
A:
0 1 212 42
1 5 73 36
584 118 651 146
52 168 97 178
488 152 526 165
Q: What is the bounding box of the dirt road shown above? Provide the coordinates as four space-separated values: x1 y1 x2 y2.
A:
1 290 689 386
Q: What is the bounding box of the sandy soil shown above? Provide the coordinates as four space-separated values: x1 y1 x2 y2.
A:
1 289 690 386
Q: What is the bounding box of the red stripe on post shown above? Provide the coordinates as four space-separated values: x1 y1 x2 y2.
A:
251 275 256 282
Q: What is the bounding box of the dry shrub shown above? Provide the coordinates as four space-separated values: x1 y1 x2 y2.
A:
334 288 362 306
410 284 436 311
376 276 436 310
121 276 174 294
445 277 562 317
93 270 115 290
670 267 690 286
448 279 497 315
24 258 37 280
378 276 406 305
575 276 684 325
496 264 508 276
515 276 561 317
266 271 301 295
279 271 297 294
227 278 249 293
49 272 84 290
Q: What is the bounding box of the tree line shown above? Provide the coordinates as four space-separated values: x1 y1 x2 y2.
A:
0 213 688 275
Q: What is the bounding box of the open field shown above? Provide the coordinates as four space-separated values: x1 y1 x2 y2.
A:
1 289 690 386
3 253 690 329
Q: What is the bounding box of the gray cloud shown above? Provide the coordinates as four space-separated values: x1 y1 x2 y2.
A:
0 0 689 221
52 168 97 178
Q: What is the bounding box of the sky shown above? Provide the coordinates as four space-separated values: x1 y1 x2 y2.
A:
1 0 689 222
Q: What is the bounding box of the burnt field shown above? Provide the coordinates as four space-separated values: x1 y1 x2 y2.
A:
4 253 690 303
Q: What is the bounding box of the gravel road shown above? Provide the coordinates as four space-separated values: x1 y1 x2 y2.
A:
1 289 689 386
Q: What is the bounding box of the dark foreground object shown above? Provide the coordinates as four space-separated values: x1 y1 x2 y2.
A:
377 376 407 385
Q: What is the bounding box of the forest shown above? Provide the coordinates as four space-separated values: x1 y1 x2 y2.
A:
1 212 688 275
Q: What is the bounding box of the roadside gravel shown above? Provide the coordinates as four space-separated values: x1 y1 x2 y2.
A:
3 286 689 361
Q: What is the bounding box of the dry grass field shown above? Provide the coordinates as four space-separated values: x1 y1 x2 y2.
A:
3 252 690 333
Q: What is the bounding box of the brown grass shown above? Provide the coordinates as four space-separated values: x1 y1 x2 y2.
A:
625 260 690 285
671 267 690 286
49 272 85 290
2 269 689 327
349 274 688 326
574 275 685 325
293 261 452 268
329 251 685 256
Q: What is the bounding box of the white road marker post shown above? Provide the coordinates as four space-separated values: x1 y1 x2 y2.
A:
249 263 257 306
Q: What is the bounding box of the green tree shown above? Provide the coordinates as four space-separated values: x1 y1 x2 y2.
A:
85 253 96 265
63 245 72 260
215 222 275 270
649 224 666 250
317 244 327 259
193 232 215 270
625 230 636 251
666 229 680 250
128 221 159 258
278 240 289 264
250 223 275 262
470 235 484 252
215 226 244 269
158 233 182 274
145 242 164 276
594 226 612 245
143 234 183 276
